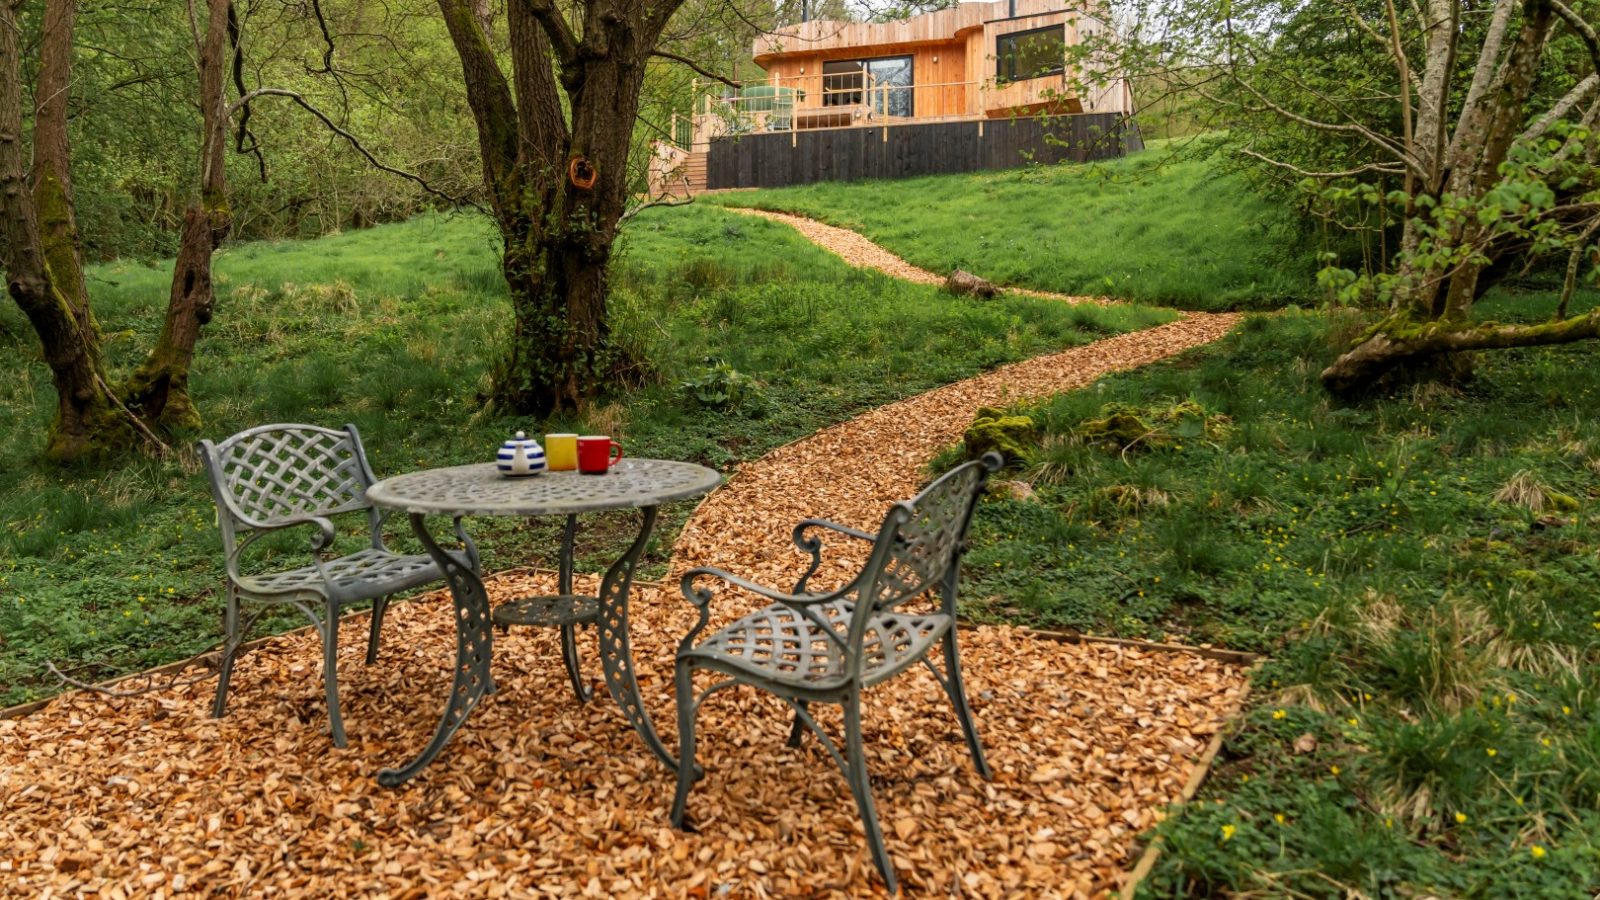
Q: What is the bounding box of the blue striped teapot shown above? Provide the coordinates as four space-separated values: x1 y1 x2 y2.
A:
497 431 547 477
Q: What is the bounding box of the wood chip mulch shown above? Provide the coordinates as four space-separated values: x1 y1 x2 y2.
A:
2 238 1247 896
726 207 1108 305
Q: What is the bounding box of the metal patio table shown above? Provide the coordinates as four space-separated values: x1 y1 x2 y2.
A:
364 459 722 787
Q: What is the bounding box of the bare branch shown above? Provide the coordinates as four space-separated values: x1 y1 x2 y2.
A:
650 49 736 88
1551 0 1600 78
1236 147 1406 180
229 88 479 209
1521 73 1599 143
1223 74 1423 176
1332 0 1421 96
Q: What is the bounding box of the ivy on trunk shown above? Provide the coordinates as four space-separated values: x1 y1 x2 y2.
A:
438 0 689 416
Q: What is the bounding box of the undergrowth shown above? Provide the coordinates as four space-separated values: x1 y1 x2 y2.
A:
942 302 1600 896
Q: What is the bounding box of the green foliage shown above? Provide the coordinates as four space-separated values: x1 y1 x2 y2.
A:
678 360 763 410
0 205 1176 706
942 308 1600 896
710 142 1319 310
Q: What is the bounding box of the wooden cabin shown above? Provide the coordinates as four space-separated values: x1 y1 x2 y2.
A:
650 0 1137 195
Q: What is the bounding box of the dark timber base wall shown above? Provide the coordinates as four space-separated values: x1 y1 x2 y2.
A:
705 113 1142 190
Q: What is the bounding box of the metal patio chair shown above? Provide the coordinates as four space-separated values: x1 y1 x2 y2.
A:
671 452 1001 894
199 423 477 747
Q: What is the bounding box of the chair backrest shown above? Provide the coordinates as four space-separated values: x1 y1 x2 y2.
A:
198 424 378 550
843 452 1001 659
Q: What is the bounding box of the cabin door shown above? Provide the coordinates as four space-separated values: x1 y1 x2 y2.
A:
866 57 914 118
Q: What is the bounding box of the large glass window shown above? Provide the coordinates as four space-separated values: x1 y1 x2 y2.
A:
822 56 914 116
866 56 914 117
996 25 1065 83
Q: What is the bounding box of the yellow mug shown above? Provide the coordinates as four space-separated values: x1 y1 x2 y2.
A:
544 433 579 471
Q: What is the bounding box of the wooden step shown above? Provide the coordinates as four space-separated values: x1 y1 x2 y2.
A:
682 153 707 193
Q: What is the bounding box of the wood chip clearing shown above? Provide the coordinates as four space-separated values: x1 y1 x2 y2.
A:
1 219 1248 896
726 207 1107 305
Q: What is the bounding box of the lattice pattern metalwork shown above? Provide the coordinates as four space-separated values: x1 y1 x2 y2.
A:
691 600 948 688
198 423 475 750
236 548 439 597
212 425 370 525
378 524 494 787
491 595 600 628
872 461 986 610
366 460 721 785
671 452 1003 895
364 460 722 518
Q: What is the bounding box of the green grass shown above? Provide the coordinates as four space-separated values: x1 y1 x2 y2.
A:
940 297 1600 896
0 205 1174 706
711 141 1318 311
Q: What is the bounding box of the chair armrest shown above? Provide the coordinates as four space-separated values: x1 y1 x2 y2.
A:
791 518 878 594
677 565 848 653
225 514 339 585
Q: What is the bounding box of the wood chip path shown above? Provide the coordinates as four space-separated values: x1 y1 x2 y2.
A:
0 217 1248 897
726 207 1107 305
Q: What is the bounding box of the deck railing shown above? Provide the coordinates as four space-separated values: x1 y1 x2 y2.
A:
664 72 1079 151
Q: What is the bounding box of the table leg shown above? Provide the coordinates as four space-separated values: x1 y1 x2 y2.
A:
557 513 593 703
377 513 495 787
595 505 678 771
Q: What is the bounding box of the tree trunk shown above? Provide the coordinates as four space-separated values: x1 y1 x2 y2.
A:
123 0 233 428
1321 309 1600 395
440 0 658 416
32 0 94 336
1322 0 1568 395
0 0 133 461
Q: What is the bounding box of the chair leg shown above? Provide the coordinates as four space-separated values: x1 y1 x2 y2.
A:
559 623 593 704
844 691 897 895
211 587 241 719
365 596 390 665
670 660 698 829
322 608 349 749
785 699 809 748
940 631 992 780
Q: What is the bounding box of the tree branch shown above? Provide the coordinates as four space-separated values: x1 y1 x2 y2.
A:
229 88 479 209
1209 76 1423 176
1323 307 1600 393
1236 147 1406 180
516 0 579 69
1551 0 1600 77
1521 73 1599 143
650 50 736 88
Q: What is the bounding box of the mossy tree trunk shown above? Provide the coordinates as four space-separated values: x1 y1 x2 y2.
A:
1320 0 1600 394
0 0 136 461
1 0 237 459
123 0 233 429
439 0 685 416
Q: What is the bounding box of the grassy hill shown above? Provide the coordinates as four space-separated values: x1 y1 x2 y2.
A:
0 206 1172 706
714 143 1319 311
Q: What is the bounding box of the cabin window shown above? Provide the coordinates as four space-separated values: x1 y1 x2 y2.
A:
822 57 914 116
822 61 865 107
996 25 1066 83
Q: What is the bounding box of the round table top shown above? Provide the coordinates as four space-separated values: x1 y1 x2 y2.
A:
365 459 723 518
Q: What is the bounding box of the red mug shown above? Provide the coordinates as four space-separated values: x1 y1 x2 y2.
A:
577 436 623 474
